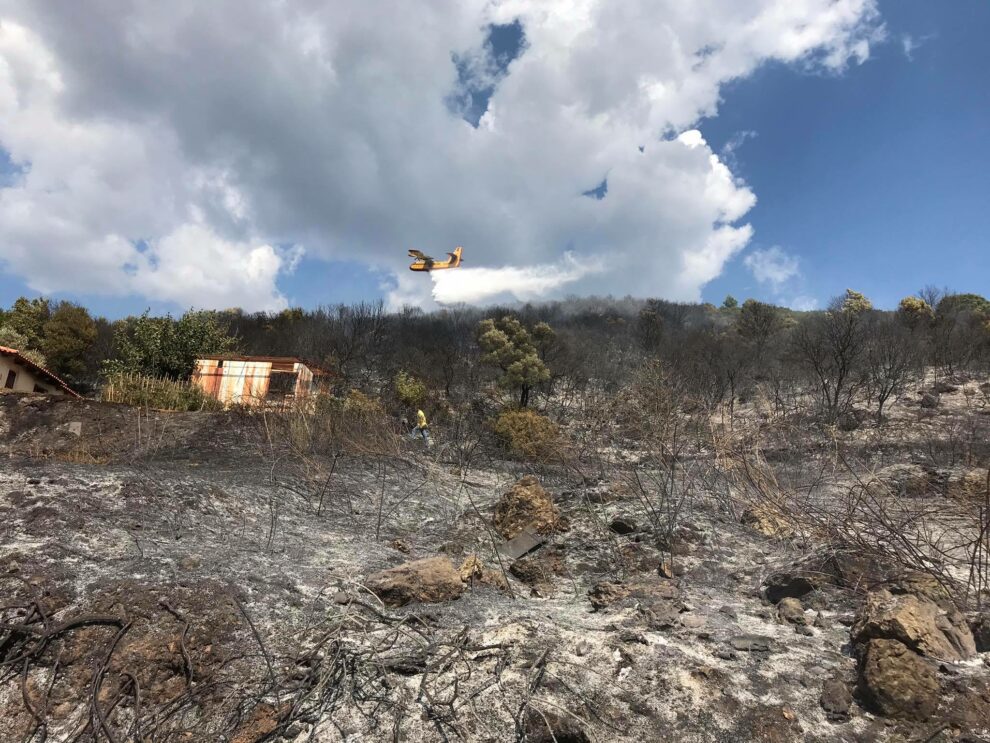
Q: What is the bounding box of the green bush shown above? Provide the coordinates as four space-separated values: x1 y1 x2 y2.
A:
394 370 427 407
493 409 559 461
100 372 222 412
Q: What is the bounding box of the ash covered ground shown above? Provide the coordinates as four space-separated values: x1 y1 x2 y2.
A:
1 392 989 742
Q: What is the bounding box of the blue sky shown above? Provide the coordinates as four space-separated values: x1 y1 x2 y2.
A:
0 1 987 317
701 0 990 310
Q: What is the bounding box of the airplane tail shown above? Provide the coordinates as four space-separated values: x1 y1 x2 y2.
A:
448 246 463 266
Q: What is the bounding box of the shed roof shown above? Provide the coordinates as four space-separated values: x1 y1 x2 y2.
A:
195 355 337 376
0 347 82 397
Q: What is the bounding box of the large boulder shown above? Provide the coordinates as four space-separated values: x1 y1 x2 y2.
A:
871 463 934 498
857 639 939 721
493 476 560 539
886 571 956 609
365 557 465 607
851 590 976 661
945 467 989 501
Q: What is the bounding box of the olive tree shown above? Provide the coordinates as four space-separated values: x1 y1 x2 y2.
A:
476 316 551 407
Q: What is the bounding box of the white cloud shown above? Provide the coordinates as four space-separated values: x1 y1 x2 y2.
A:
900 33 934 61
0 1 883 309
744 246 801 288
788 295 819 311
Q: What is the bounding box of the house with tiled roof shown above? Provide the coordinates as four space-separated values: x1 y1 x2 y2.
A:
0 346 81 398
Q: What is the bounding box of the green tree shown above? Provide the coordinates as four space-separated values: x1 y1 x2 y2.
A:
735 299 783 361
722 294 739 309
40 302 98 380
0 325 47 367
897 296 935 328
6 297 50 349
476 316 551 407
840 289 873 315
106 310 237 379
936 293 990 318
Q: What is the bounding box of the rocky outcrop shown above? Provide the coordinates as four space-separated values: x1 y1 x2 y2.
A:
493 476 560 539
851 589 976 661
871 463 933 498
365 557 465 607
857 639 939 721
945 467 989 501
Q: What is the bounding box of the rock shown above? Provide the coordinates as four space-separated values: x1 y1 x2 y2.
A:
729 635 774 653
820 678 853 722
365 557 465 607
492 476 560 539
521 707 590 743
851 589 976 661
764 572 818 604
389 538 412 554
588 576 678 612
657 559 686 579
857 639 939 721
764 547 894 601
777 597 807 625
458 554 508 591
920 393 939 409
971 614 990 653
680 614 705 629
872 463 933 498
795 625 814 637
887 571 955 609
608 515 637 535
837 411 861 432
739 504 793 539
945 468 989 501
933 381 959 394
178 555 201 571
510 550 565 597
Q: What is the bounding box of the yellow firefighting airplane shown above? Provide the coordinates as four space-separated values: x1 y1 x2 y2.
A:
408 247 463 272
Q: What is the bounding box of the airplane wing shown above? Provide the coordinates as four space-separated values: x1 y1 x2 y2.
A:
408 249 433 260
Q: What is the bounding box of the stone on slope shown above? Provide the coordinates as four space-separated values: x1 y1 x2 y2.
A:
871 463 933 498
493 476 560 539
851 589 976 661
777 597 807 626
819 678 853 722
945 467 990 501
857 639 939 721
365 557 465 607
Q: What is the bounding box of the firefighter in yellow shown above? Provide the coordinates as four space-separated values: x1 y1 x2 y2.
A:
410 408 430 445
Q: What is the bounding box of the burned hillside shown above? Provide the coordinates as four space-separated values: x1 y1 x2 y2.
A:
1 290 990 742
